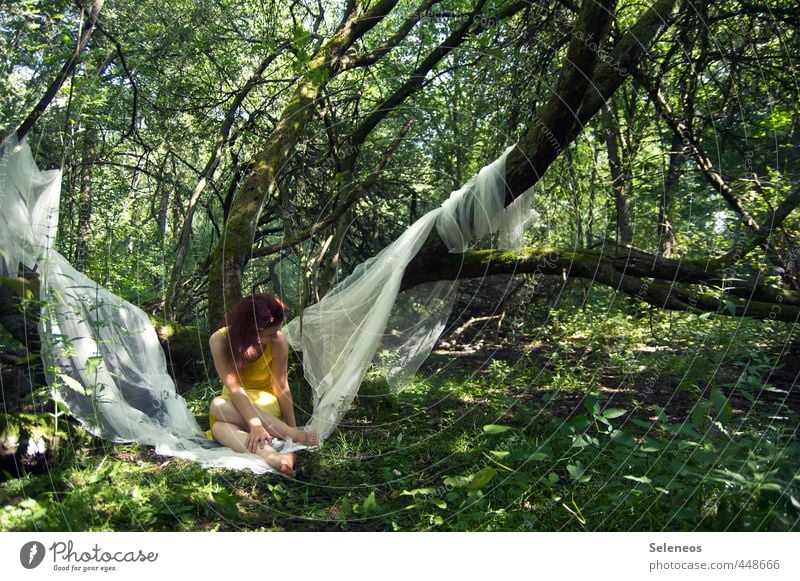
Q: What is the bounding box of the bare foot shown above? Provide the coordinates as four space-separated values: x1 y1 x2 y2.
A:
263 450 295 476
287 427 319 446
279 452 295 476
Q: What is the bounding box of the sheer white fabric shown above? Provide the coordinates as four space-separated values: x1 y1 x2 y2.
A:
1 135 536 471
285 145 539 440
0 135 282 474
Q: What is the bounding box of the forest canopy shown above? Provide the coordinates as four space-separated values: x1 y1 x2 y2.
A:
2 0 798 327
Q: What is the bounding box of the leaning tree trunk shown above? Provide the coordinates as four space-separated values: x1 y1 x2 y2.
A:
208 0 682 325
407 0 682 278
401 244 800 323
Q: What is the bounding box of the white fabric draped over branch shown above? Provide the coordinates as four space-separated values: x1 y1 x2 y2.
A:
284 145 538 440
0 135 536 473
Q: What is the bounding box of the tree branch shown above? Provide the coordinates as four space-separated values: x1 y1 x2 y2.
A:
350 0 491 146
503 0 683 202
339 0 443 72
13 0 105 143
252 117 414 258
400 245 800 323
207 0 405 324
94 21 139 140
631 68 759 229
166 44 290 316
717 185 800 281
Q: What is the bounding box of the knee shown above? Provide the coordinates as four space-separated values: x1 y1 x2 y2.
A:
209 397 228 420
210 420 225 442
210 421 221 441
210 421 234 447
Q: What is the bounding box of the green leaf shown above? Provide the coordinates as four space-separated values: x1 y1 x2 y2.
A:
638 438 663 453
624 475 652 485
758 483 783 492
211 490 240 518
468 467 497 490
483 424 512 434
610 430 636 447
630 418 656 430
399 487 438 497
85 355 103 377
305 66 330 86
712 469 749 485
568 415 591 429
710 387 732 423
542 392 557 404
291 25 311 49
362 491 377 513
489 450 510 458
527 451 549 461
602 408 627 419
443 475 471 488
14 352 40 365
665 423 702 439
570 433 593 448
567 461 585 480
690 401 710 426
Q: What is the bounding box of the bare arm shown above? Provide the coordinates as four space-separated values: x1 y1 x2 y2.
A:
209 330 272 451
270 333 298 428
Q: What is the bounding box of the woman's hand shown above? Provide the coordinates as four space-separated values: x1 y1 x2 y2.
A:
246 423 272 453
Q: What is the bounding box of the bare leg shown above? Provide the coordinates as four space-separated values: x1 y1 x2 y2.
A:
210 398 318 445
211 420 295 476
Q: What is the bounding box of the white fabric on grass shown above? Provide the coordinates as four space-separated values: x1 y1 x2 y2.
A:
0 134 280 474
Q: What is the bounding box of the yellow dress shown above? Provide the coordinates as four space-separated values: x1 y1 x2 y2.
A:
206 328 283 440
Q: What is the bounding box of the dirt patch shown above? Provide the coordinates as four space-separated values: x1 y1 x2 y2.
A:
424 333 800 426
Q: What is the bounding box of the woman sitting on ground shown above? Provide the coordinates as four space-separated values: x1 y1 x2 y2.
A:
207 293 318 475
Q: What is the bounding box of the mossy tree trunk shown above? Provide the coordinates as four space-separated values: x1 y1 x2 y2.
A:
0 271 44 414
402 244 800 323
206 0 403 326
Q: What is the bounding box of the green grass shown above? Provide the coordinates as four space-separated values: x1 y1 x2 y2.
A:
2 296 799 531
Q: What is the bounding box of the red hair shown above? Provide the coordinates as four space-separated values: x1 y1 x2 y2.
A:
219 294 287 368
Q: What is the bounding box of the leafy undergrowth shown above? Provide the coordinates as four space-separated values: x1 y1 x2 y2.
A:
2 303 799 531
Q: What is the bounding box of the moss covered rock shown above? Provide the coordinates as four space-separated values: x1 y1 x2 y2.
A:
0 413 65 480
